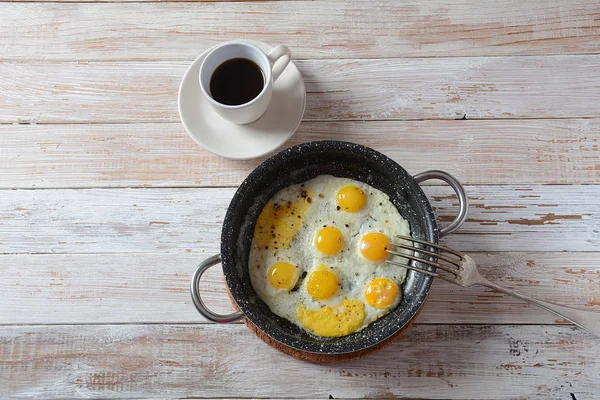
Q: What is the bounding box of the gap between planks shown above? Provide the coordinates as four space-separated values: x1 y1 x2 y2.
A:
3 54 600 63
0 322 582 327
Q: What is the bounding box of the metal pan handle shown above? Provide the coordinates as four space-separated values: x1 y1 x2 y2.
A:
190 254 244 323
414 170 468 238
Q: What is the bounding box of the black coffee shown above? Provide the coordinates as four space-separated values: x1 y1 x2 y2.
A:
209 58 264 106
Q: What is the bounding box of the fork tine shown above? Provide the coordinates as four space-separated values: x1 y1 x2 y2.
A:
386 250 460 276
394 235 464 259
385 259 438 277
387 242 462 268
385 260 458 284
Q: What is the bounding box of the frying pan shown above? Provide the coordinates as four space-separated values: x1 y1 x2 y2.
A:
191 141 468 354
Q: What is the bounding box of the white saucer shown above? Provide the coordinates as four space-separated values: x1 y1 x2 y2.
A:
178 40 306 160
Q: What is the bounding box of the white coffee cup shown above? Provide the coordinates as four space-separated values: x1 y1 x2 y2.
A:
199 41 292 125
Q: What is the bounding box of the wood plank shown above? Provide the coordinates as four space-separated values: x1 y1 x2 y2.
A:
1 1 598 58
0 185 599 254
1 120 599 189
2 56 600 124
1 324 597 399
2 252 599 325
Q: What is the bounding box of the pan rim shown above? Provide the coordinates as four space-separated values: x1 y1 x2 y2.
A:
221 140 438 355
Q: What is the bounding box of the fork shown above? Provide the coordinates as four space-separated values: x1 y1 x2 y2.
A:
387 235 600 338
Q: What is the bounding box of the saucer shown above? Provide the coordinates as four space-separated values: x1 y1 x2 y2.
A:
178 40 306 160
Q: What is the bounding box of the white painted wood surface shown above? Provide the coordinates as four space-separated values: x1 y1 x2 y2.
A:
1 324 598 399
2 56 600 123
1 0 599 398
1 186 599 253
1 119 599 188
2 252 599 325
1 1 598 59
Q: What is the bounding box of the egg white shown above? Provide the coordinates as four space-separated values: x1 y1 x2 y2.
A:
248 175 411 335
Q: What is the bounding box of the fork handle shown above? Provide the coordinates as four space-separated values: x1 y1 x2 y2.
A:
479 280 600 338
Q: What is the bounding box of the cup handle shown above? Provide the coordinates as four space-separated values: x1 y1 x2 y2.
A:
190 254 244 323
267 45 292 83
414 170 469 238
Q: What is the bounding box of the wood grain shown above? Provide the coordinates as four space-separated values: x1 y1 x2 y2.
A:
1 0 598 397
0 0 600 61
2 252 599 325
2 56 600 123
1 185 598 254
1 1 599 58
1 120 599 189
1 324 598 399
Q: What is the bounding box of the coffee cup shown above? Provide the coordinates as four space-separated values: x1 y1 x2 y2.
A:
199 41 292 125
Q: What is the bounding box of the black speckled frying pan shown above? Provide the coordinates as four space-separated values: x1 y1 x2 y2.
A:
191 141 468 355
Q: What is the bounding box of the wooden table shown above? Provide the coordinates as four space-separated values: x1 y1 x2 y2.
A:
1 1 599 398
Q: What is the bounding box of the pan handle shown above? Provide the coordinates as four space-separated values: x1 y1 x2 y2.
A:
414 170 468 238
190 254 244 323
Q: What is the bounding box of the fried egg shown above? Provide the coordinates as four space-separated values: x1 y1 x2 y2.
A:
248 175 411 338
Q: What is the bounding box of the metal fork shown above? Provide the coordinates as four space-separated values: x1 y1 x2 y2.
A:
387 235 600 338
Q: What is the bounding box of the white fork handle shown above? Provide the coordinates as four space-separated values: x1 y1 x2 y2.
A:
480 280 600 338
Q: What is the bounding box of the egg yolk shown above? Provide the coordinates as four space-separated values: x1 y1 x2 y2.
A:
306 266 339 300
359 232 390 262
297 300 365 337
267 261 298 291
365 277 400 309
336 185 367 213
314 226 344 256
254 191 313 250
